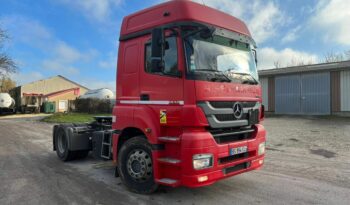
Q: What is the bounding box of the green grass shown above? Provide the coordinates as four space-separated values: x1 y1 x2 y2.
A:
41 113 112 123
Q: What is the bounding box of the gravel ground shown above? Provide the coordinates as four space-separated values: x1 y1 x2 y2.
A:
0 116 349 205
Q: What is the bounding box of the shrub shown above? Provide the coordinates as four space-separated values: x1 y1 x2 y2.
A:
73 98 113 114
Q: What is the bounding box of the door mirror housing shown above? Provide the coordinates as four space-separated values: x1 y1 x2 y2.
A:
252 49 258 66
151 28 164 73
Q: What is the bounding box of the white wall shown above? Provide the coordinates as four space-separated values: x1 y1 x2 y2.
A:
341 70 350 111
260 77 269 111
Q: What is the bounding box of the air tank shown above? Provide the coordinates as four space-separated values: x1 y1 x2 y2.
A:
79 88 114 100
0 93 15 108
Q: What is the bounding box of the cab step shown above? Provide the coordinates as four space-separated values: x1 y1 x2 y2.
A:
158 136 180 143
158 157 181 165
156 178 180 187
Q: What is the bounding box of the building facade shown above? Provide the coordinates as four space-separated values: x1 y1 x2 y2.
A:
259 61 350 115
11 75 89 113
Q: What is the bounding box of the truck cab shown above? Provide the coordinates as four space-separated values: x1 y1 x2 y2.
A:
53 0 266 194
113 0 266 192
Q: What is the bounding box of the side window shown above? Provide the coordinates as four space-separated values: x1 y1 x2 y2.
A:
145 37 178 76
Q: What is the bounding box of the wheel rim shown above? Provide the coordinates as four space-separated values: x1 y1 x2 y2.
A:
57 133 67 154
126 149 152 182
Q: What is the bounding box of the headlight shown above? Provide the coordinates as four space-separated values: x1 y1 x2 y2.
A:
193 154 213 170
258 142 266 155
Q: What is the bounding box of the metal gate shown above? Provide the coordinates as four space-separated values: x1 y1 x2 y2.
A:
275 72 330 115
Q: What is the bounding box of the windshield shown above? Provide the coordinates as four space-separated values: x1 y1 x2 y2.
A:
184 32 259 84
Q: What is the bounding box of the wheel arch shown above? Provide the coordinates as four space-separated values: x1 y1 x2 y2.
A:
117 127 146 155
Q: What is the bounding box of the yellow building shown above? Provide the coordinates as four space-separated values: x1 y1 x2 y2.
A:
11 75 89 113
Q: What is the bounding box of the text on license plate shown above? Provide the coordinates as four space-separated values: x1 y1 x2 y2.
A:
230 146 248 156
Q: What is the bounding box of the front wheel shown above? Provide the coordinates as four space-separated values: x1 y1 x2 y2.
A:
117 137 158 194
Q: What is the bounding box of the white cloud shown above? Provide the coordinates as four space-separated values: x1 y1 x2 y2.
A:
258 47 318 69
247 1 286 43
11 71 44 86
281 26 302 44
192 0 287 44
310 0 350 45
53 41 99 63
54 42 83 63
0 16 53 49
42 60 80 75
80 79 116 92
58 0 123 22
98 51 117 69
1 15 101 78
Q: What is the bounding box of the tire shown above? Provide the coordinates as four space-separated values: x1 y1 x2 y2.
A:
118 137 158 194
55 127 76 161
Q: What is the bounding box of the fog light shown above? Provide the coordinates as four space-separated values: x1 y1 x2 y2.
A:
259 159 264 164
258 142 265 155
198 176 208 182
193 154 213 170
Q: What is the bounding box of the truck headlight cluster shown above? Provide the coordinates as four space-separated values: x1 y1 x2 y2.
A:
258 142 266 155
193 154 213 170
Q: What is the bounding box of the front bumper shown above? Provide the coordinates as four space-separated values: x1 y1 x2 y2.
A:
179 124 266 188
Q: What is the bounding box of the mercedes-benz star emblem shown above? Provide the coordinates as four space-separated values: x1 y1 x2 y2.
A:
233 102 243 119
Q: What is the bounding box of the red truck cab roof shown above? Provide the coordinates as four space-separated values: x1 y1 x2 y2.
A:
120 0 252 39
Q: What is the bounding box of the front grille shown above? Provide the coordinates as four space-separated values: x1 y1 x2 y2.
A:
209 101 257 109
209 128 255 144
215 113 249 122
218 151 254 164
197 101 259 129
223 162 251 175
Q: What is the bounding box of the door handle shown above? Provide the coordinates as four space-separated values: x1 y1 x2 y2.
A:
140 94 150 101
301 96 306 100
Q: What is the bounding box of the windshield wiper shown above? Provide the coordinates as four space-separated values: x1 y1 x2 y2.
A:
226 71 259 85
195 69 231 82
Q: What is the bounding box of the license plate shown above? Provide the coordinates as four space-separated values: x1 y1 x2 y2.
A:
230 146 248 156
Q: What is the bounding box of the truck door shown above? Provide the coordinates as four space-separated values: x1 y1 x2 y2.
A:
140 36 184 104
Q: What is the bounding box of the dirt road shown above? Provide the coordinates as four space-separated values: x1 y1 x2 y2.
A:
0 116 349 205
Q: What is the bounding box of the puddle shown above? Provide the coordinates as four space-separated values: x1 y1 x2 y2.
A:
289 138 299 142
266 147 284 152
275 143 284 147
310 149 336 158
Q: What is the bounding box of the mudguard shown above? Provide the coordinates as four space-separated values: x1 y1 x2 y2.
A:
53 124 92 151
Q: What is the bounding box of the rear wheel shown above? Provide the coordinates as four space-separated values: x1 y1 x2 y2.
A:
118 137 158 194
55 127 89 161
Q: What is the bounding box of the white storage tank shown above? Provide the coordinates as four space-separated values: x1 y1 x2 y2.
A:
0 93 15 108
79 88 114 100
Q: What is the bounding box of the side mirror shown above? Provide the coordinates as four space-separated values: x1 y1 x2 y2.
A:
252 49 258 66
151 28 164 73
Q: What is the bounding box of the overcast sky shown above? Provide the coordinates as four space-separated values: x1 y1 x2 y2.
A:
1 0 349 91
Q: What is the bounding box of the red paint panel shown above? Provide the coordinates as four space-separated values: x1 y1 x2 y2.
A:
195 80 261 102
121 0 251 37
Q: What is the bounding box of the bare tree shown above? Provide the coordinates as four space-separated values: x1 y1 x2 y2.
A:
344 50 350 60
0 28 17 77
0 76 16 92
287 57 306 67
323 51 344 63
274 61 281 68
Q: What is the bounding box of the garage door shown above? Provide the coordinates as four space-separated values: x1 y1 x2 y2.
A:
275 75 301 114
301 73 330 115
275 72 330 115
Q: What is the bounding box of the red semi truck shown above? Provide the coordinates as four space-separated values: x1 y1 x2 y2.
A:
53 0 266 194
